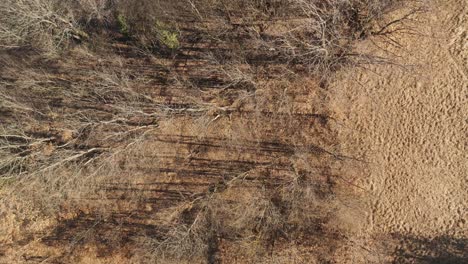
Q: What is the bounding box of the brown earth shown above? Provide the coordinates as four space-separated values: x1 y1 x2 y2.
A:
330 0 467 262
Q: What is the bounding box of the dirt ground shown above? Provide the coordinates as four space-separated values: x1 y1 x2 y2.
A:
330 0 467 262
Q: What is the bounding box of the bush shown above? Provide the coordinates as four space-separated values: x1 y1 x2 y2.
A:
117 14 130 37
154 21 180 49
0 0 85 52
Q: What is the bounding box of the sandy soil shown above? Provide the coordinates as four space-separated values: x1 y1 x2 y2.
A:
330 0 467 262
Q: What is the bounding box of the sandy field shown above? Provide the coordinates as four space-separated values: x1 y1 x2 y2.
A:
330 0 467 262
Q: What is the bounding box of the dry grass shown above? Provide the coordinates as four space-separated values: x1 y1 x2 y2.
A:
0 0 84 53
131 162 347 262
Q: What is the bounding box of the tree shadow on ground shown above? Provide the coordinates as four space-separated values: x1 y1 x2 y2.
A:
392 234 467 264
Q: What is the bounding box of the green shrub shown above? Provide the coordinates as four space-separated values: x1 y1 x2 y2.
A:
115 13 179 49
154 21 179 49
117 14 130 37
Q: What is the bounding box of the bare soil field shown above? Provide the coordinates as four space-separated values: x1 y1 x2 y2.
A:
330 0 467 262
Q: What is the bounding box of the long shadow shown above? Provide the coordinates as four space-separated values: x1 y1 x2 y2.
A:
392 234 468 264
